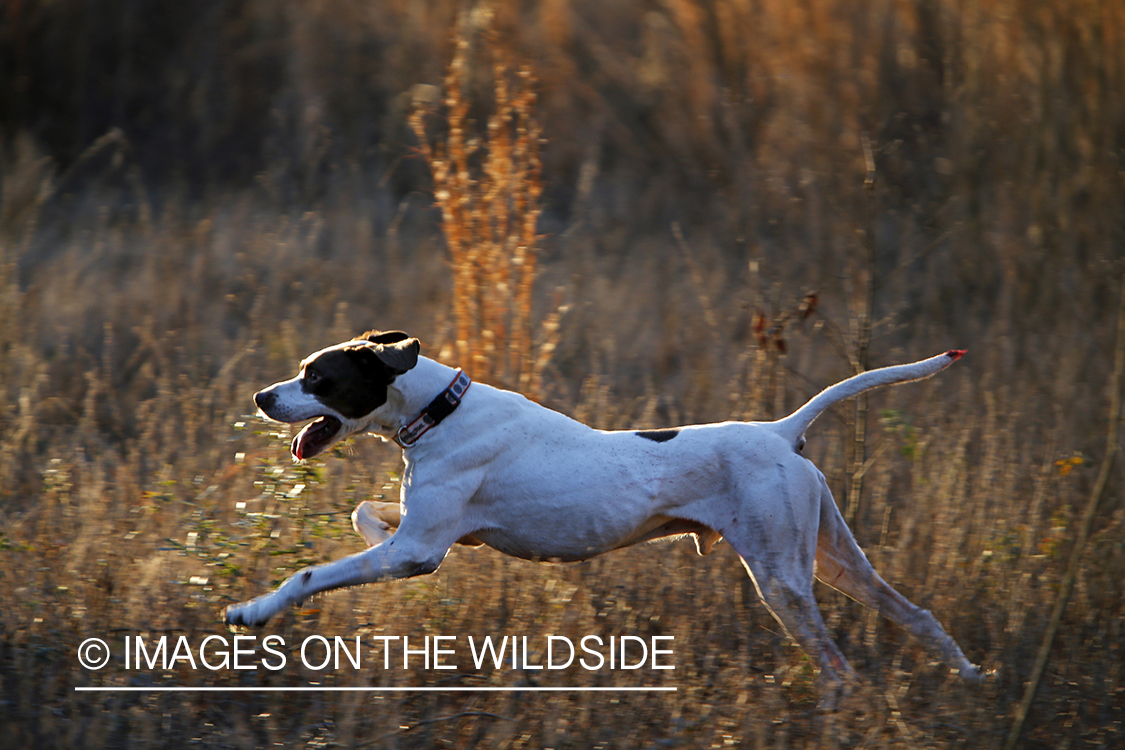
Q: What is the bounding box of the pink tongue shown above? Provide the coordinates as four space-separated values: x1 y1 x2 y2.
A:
292 417 341 460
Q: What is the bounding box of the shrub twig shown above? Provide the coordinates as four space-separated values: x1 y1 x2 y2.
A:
408 10 549 394
1005 274 1125 750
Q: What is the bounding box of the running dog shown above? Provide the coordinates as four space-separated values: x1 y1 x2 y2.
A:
225 331 982 700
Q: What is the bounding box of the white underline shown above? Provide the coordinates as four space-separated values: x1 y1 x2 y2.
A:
75 686 676 693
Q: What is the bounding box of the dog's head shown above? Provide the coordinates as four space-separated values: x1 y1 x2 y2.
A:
254 330 420 460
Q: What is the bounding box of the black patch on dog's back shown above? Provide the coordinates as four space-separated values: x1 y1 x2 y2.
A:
636 428 681 443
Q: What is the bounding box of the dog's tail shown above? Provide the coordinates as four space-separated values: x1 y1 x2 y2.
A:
769 350 965 448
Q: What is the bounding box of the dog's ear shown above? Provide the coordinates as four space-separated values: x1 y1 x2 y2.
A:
374 337 420 374
346 336 420 376
361 330 410 345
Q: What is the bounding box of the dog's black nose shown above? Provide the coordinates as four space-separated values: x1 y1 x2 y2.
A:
254 390 275 411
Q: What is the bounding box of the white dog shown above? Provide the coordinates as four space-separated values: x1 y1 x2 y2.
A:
225 331 982 699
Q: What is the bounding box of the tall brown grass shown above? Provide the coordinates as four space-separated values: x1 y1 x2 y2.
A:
1 0 1122 748
408 10 562 396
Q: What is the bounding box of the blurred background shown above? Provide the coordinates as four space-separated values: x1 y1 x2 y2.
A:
1 0 1122 747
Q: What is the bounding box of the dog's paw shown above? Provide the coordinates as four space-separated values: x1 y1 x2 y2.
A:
351 500 397 547
955 662 993 685
224 596 278 628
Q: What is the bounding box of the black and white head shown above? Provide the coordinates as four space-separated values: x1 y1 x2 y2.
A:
253 331 420 460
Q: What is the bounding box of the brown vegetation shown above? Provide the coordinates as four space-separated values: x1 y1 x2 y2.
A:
1 0 1122 747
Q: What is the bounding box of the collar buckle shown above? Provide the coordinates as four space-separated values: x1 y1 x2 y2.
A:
393 370 471 448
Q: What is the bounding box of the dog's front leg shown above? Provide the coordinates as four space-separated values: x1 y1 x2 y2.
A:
224 536 448 627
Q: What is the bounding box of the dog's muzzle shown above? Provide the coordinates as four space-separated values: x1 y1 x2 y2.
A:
253 387 346 460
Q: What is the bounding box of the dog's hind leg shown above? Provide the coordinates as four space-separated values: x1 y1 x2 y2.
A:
724 497 858 710
736 549 857 708
812 479 982 683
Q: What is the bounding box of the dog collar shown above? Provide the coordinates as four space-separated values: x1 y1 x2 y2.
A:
393 369 471 448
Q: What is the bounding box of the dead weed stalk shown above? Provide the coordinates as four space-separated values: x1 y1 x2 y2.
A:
410 9 561 397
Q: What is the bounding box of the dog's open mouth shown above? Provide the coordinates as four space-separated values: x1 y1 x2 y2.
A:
292 416 342 460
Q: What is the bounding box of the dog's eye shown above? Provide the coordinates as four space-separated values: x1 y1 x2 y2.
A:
304 370 322 385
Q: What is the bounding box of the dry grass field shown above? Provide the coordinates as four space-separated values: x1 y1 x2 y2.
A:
1 0 1123 747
